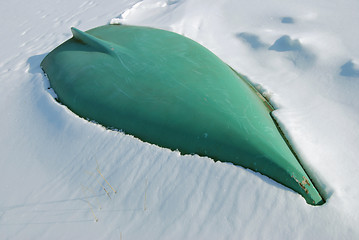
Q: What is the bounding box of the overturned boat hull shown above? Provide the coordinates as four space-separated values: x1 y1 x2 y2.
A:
41 24 324 205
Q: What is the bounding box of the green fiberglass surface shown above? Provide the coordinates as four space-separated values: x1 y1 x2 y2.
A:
41 24 324 205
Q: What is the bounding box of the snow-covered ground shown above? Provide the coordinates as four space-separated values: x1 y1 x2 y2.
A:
1 0 359 239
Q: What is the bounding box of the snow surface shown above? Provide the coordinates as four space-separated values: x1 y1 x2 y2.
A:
1 0 359 239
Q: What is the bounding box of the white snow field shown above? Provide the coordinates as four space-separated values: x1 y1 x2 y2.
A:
1 0 359 239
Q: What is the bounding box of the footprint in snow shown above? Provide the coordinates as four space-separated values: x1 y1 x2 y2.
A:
236 32 268 50
269 35 301 52
340 60 359 78
269 35 316 68
281 17 295 24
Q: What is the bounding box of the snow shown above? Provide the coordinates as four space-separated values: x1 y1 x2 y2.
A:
1 0 359 239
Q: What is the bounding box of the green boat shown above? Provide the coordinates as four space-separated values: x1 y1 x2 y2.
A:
41 24 324 205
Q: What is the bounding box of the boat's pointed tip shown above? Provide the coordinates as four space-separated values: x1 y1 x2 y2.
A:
290 173 325 206
70 27 83 38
